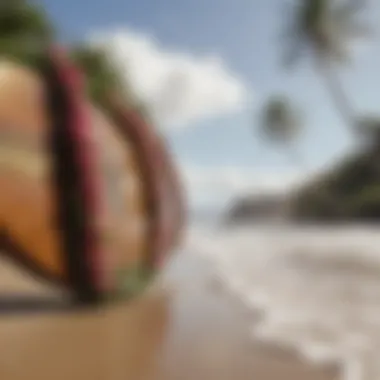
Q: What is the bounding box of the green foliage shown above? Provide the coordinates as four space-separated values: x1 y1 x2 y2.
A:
69 45 132 109
283 0 369 67
280 0 371 135
0 1 53 39
292 190 342 221
292 148 380 220
0 0 146 115
259 95 301 144
271 0 380 220
0 0 53 65
69 45 152 118
257 95 304 168
348 184 380 219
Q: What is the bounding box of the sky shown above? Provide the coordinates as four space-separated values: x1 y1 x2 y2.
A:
37 0 380 212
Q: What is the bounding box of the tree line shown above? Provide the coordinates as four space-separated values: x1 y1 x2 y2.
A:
257 0 380 221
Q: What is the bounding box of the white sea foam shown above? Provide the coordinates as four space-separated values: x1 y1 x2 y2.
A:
188 223 380 380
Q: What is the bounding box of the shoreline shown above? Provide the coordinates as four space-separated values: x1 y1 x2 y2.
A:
157 251 339 380
0 251 339 380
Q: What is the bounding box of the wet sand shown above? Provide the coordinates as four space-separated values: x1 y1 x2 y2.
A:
0 252 339 380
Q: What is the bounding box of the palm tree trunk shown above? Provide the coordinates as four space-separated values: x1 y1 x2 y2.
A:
314 55 356 134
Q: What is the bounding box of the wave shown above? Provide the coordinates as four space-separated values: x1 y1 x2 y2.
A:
187 223 380 380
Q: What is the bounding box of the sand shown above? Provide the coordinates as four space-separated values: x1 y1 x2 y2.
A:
0 252 339 380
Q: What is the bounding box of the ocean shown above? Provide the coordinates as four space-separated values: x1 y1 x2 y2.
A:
184 222 380 380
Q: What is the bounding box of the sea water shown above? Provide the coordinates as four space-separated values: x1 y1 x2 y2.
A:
185 222 380 380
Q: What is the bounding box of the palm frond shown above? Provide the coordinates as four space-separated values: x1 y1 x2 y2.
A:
337 0 368 18
333 0 372 39
259 95 301 144
282 0 370 65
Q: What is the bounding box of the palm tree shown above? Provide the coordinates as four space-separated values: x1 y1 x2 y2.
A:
258 95 307 219
259 95 304 167
282 0 370 132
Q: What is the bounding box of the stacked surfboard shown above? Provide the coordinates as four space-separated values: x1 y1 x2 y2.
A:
0 48 185 306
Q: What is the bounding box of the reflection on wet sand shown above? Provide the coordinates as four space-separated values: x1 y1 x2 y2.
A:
0 253 337 380
0 295 169 380
0 255 169 380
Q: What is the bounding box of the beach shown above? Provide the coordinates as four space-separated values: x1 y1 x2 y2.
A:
0 247 338 380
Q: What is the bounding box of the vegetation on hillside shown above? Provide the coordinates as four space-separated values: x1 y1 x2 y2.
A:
281 0 369 133
250 0 380 222
291 144 380 221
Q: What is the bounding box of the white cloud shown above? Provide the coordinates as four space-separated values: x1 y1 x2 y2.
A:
87 29 249 129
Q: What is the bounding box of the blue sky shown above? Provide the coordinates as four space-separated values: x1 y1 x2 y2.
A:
38 0 380 210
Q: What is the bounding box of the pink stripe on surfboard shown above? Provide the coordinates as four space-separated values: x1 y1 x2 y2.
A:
109 104 183 268
47 47 107 292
